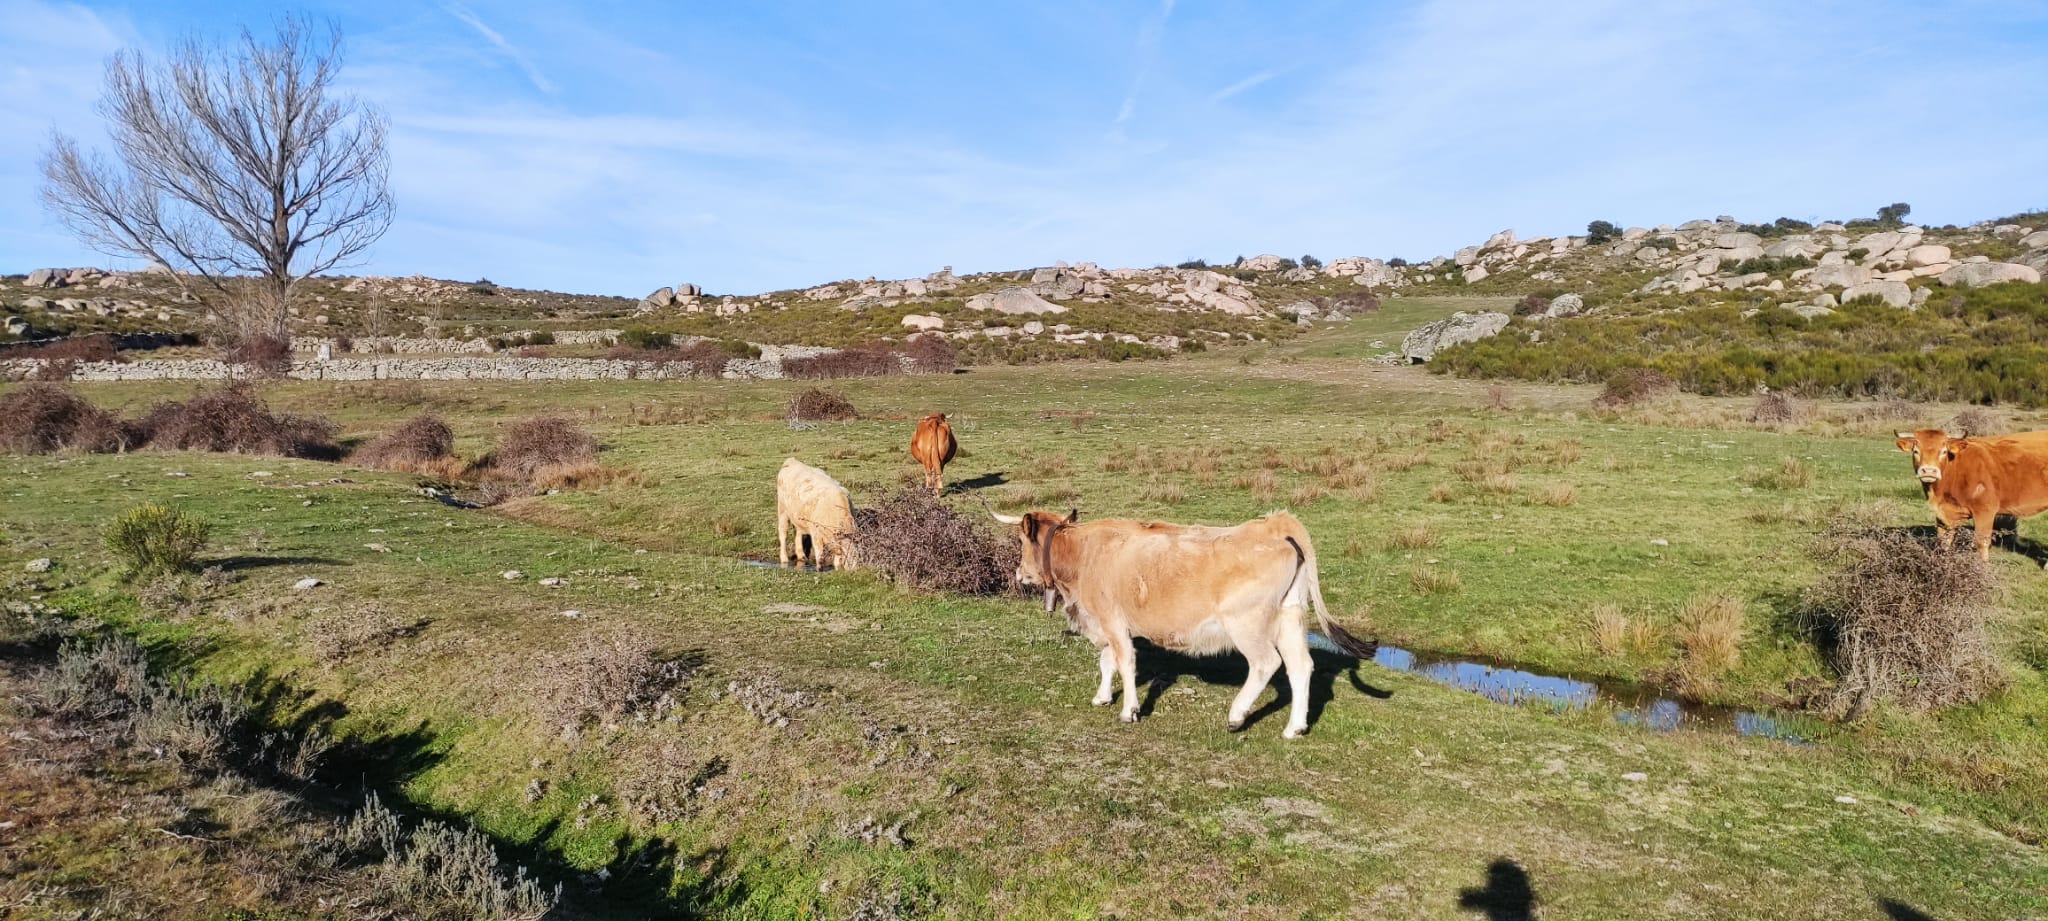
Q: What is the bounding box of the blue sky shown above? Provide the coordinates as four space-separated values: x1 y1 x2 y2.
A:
3 0 2046 296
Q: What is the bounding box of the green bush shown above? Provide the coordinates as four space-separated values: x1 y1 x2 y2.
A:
104 504 211 576
1586 220 1620 244
619 327 673 350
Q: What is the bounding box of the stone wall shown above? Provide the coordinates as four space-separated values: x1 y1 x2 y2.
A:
3 355 763 382
285 329 624 354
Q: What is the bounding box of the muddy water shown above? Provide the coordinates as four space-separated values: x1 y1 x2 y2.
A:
1313 637 1818 743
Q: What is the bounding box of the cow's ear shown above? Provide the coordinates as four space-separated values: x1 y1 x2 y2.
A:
1948 439 1970 456
1023 515 1039 541
1065 508 1080 524
1894 435 1915 453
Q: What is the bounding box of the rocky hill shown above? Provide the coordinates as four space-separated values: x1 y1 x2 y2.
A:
7 208 2043 375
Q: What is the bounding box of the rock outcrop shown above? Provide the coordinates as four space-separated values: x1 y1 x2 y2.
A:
1402 311 1510 363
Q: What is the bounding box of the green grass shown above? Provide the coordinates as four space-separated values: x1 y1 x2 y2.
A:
5 328 2047 918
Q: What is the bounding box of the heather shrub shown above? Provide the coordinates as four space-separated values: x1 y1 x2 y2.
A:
132 385 339 458
104 504 211 576
1803 526 2004 714
341 793 560 920
1593 369 1676 408
787 387 859 422
852 488 1019 595
782 345 902 379
224 333 293 376
902 334 958 374
1750 389 1801 426
532 629 697 737
483 415 597 480
352 414 457 472
0 383 127 453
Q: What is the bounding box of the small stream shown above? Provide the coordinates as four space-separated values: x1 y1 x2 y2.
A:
1317 637 1818 743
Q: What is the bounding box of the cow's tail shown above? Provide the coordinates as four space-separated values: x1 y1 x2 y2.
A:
1279 517 1378 659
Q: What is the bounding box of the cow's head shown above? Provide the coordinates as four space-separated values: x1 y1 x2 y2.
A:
988 504 1078 604
1895 428 1968 484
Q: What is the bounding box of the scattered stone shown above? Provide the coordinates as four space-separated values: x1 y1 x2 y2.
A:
1622 772 1648 782
1649 538 1669 547
1840 280 1913 309
248 471 275 479
1939 262 2041 288
540 577 567 587
364 543 390 553
24 558 53 573
1834 795 1858 805
502 570 525 580
964 286 1069 315
292 577 323 591
558 610 581 619
165 471 190 478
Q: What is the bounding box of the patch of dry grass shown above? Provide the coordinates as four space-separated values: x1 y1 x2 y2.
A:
1591 604 1628 658
1675 593 1747 693
1408 565 1461 596
1528 482 1577 507
1390 523 1439 550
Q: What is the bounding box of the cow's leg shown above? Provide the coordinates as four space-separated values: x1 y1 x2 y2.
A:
1224 619 1282 732
1275 620 1315 739
1972 506 1998 560
1092 644 1117 706
1111 633 1141 723
777 509 790 566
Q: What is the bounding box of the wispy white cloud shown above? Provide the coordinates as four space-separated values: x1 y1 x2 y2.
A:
1114 0 1177 126
442 3 556 95
1210 70 1275 102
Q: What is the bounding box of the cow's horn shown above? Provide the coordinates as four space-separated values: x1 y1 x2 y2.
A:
1895 431 1913 439
979 496 1022 525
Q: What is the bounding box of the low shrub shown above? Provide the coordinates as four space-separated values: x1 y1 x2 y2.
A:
604 338 735 377
852 487 1019 595
134 677 250 770
28 635 152 722
787 387 858 422
224 334 293 375
1803 526 2004 714
1319 291 1381 314
352 414 457 472
132 385 340 458
105 504 211 576
10 334 120 379
0 383 127 453
783 345 902 379
1515 294 1551 316
484 415 597 480
1593 369 1676 408
308 606 423 665
1750 389 1801 426
902 334 958 374
342 793 561 920
1945 406 2000 437
533 629 696 737
618 327 673 350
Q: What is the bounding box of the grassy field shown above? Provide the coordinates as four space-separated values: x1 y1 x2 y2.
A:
5 301 2046 918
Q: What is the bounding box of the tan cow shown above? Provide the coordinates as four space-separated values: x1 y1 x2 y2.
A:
990 507 1375 738
910 414 957 495
776 458 858 570
1895 428 2048 561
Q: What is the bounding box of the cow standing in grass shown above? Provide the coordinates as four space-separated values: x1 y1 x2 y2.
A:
1895 428 2048 562
776 458 858 570
910 413 957 496
989 507 1376 738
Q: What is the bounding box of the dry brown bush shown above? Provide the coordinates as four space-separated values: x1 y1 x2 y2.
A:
851 487 1019 595
786 387 859 422
1750 389 1801 427
902 334 958 374
0 383 128 453
782 345 901 379
308 606 422 665
1944 406 2001 437
483 415 596 480
132 385 339 459
352 414 456 472
10 334 121 380
1593 369 1676 408
1803 527 2004 714
604 339 733 377
224 333 293 376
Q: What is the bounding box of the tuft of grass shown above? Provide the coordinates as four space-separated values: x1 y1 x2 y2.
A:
104 504 210 576
1142 478 1188 505
1626 619 1664 657
1409 565 1461 596
1676 593 1747 693
1289 483 1328 505
1745 456 1814 490
1529 482 1577 507
1427 483 1456 503
1390 523 1439 550
1591 604 1628 658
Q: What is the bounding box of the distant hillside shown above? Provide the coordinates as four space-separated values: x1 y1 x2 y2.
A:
6 207 2044 376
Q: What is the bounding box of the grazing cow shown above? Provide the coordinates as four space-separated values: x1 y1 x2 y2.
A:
1895 428 2048 561
989 507 1376 738
776 458 858 570
910 413 957 495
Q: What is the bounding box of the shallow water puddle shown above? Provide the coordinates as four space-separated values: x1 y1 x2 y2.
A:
1313 636 1818 743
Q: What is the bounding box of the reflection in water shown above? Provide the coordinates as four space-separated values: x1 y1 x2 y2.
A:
742 559 832 573
1313 636 1815 743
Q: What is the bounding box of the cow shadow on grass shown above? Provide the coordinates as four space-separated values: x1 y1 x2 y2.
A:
1130 638 1393 732
1882 519 2047 566
948 471 1008 492
211 554 349 571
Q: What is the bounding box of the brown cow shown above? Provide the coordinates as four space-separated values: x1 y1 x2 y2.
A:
989 507 1376 738
1895 428 2048 561
910 413 957 495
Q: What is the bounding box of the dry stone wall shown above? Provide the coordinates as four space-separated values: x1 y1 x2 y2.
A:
5 355 766 382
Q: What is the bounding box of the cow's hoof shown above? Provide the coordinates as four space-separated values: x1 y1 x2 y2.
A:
1282 726 1307 739
1092 695 1114 707
1226 718 1246 733
1119 711 1138 724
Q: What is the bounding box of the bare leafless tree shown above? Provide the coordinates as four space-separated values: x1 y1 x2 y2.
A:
40 16 392 343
